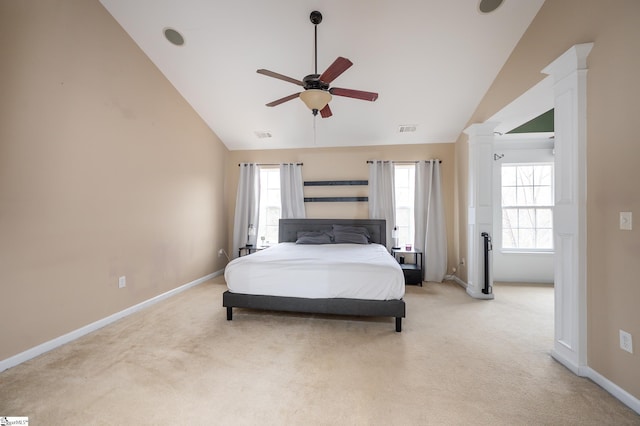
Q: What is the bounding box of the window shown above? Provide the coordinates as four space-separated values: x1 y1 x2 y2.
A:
501 163 554 251
394 164 415 247
257 167 281 246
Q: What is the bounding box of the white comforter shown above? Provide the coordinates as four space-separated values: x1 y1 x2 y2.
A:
224 243 405 300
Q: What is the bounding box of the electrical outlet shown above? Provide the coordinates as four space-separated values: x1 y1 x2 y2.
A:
619 330 633 354
118 276 126 289
619 212 632 230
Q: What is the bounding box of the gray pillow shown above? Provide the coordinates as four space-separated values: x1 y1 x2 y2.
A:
332 225 371 244
295 231 333 244
331 225 371 235
333 231 370 244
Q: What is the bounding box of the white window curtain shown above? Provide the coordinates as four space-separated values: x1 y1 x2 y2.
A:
232 163 260 258
368 160 396 250
415 160 447 282
280 163 306 219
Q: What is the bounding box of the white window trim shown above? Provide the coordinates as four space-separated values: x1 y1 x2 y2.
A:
493 141 555 255
394 164 415 247
257 167 281 246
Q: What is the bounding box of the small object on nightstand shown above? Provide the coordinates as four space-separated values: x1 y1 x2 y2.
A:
246 224 256 247
391 226 400 250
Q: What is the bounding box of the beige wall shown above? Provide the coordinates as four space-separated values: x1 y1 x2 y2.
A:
0 1 229 360
455 0 640 398
226 144 456 270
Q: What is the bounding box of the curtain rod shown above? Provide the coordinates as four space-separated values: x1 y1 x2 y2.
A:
366 160 442 164
238 162 303 167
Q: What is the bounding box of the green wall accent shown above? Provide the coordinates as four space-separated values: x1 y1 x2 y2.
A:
508 109 554 133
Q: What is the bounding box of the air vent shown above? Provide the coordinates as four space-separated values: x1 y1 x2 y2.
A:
254 131 272 139
398 124 417 133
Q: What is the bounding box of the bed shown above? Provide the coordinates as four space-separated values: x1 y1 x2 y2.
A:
222 219 406 331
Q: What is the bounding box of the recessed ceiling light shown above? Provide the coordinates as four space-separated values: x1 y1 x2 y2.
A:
163 28 184 46
479 0 504 14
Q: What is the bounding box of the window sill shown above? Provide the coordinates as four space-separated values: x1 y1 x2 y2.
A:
500 250 554 255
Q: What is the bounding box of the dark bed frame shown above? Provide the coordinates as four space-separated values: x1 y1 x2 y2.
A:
222 218 406 332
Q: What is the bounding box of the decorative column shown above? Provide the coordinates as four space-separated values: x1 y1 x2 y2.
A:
542 43 593 373
464 122 497 300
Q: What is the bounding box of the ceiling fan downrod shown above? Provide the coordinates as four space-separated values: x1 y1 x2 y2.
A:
310 11 322 75
304 12 329 116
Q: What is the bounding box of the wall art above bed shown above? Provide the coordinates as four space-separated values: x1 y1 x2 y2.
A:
303 180 368 203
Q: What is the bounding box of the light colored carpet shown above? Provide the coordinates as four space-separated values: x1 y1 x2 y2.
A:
1 278 638 425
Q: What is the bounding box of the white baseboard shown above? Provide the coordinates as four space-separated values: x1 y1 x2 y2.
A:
445 275 468 290
0 270 224 373
551 339 640 414
585 367 640 415
550 348 584 376
448 274 495 300
446 275 495 299
466 287 495 300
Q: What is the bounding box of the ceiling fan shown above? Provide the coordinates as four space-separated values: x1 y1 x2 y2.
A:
257 11 379 118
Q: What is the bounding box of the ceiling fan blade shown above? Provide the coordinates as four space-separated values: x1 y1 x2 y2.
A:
257 69 304 87
266 93 301 107
319 104 332 118
319 57 353 84
330 87 379 102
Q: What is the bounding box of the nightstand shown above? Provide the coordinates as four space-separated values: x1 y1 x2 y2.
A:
391 249 423 286
238 246 263 257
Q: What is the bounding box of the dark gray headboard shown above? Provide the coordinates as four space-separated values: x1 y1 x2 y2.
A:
279 219 386 246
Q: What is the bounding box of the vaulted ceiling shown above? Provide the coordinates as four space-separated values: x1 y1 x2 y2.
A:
99 0 545 151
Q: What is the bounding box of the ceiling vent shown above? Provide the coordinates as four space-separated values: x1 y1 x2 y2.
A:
398 124 417 133
254 131 272 139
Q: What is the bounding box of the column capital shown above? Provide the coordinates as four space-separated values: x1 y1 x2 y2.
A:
542 42 593 82
463 122 499 140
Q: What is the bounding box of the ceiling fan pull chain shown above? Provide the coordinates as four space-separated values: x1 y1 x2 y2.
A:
313 114 317 145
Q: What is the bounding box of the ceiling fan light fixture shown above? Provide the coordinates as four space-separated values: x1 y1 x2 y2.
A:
299 89 332 112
